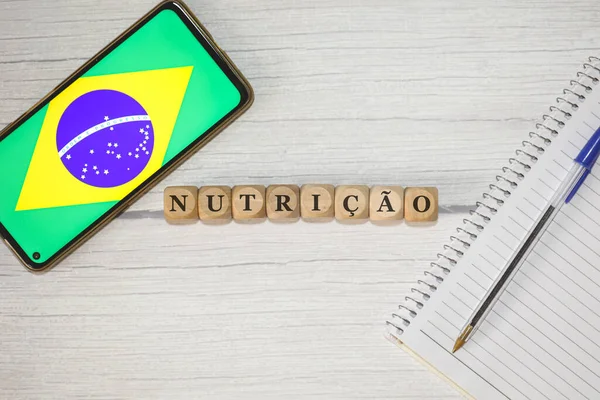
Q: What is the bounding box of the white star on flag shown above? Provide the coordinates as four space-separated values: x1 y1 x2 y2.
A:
139 128 144 133
128 152 132 156
81 175 85 180
82 168 87 173
116 154 121 159
108 143 112 147
104 170 109 175
93 166 97 170
66 154 71 160
90 149 94 154
110 127 114 131
114 143 118 148
104 116 109 121
135 154 139 159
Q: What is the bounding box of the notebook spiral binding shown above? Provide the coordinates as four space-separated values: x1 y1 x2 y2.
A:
387 56 600 337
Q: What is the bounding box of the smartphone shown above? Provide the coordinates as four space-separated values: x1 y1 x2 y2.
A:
0 0 254 272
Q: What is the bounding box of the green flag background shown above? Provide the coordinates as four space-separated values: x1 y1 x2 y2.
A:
0 9 241 263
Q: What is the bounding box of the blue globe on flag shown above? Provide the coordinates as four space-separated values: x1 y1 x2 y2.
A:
56 89 155 188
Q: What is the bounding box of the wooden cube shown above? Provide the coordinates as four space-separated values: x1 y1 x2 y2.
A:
232 185 266 222
163 186 199 224
266 185 300 222
370 186 404 223
405 187 439 222
335 185 369 223
300 184 335 222
198 186 232 223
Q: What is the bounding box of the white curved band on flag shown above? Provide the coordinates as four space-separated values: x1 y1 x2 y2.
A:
58 115 150 158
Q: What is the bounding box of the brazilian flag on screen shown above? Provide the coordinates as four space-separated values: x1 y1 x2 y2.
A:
0 9 241 262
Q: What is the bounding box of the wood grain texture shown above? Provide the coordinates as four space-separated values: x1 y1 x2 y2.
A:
1 0 599 398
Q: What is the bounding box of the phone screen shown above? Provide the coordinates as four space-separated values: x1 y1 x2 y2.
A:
0 4 248 266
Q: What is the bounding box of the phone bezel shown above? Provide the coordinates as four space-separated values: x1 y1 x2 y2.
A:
0 0 254 272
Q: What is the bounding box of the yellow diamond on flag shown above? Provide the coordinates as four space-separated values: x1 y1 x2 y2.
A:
16 66 193 211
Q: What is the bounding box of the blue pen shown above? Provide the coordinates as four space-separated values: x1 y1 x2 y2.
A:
453 127 600 353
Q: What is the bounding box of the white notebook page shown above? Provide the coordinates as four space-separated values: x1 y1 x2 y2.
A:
399 87 600 400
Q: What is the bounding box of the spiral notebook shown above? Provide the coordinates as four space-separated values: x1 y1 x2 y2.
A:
387 56 600 400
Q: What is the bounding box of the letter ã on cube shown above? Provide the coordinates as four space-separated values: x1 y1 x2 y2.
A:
370 186 404 223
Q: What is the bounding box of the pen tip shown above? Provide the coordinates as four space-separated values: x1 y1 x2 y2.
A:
452 324 474 354
452 339 465 353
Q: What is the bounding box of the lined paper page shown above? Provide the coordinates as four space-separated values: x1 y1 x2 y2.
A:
401 89 600 399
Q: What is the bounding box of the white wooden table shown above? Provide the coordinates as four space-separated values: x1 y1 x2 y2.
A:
1 0 598 398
